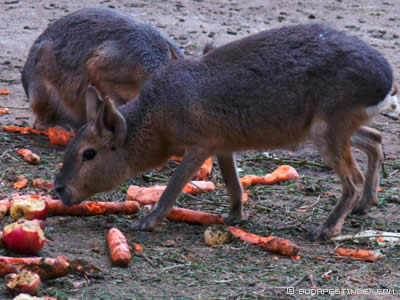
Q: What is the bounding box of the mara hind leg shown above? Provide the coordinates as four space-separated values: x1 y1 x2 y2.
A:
86 47 151 105
350 126 383 214
28 81 73 130
308 120 364 241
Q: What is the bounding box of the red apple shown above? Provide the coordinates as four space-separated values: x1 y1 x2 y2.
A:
3 219 45 255
10 195 48 221
5 270 41 296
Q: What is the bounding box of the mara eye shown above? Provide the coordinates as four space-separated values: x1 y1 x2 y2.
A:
82 149 97 161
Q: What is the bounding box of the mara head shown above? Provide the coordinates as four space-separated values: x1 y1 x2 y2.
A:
54 86 129 205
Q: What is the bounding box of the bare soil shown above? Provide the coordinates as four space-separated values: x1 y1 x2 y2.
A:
1 1 400 299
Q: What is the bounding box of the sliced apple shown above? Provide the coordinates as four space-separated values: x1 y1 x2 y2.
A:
10 195 48 221
6 270 41 296
3 219 45 255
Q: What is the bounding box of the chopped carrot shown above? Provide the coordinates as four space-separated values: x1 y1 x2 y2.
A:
324 274 331 278
263 165 299 184
170 156 184 162
126 181 215 205
291 255 301 260
376 237 385 242
1 125 48 136
47 127 76 146
167 207 224 225
17 149 40 165
240 175 264 188
194 157 213 180
273 256 279 261
239 165 299 188
242 192 249 205
296 209 307 213
0 89 9 95
182 181 215 195
377 188 383 192
227 226 299 257
32 179 54 190
45 198 140 216
335 248 379 262
170 156 213 180
0 256 70 280
13 176 28 189
107 228 131 267
133 243 143 253
311 285 317 289
0 108 9 115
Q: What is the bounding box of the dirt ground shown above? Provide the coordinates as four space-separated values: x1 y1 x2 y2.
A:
1 0 400 299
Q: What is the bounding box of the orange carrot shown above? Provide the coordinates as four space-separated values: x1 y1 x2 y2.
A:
32 179 54 190
264 165 299 184
239 166 299 188
335 248 379 262
182 181 215 195
167 207 224 225
240 175 265 188
13 176 28 189
126 181 215 205
242 192 249 205
1 125 47 136
0 256 70 279
0 89 9 95
133 243 143 253
45 199 140 216
170 156 184 162
227 226 299 257
47 127 76 146
107 228 131 267
194 157 213 180
0 107 8 115
17 149 40 165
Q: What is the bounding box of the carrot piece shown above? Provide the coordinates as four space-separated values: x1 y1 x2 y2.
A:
45 199 140 216
107 228 131 267
1 125 48 136
264 165 299 184
126 181 215 205
240 175 265 188
0 256 70 279
13 176 29 189
133 243 143 253
0 107 8 115
0 89 9 95
170 156 184 162
167 207 224 225
47 128 76 146
32 179 54 190
335 248 379 262
17 149 40 165
242 192 249 205
227 226 300 257
194 157 213 180
182 181 215 195
126 185 165 205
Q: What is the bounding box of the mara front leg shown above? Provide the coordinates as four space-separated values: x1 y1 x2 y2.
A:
130 148 210 231
217 153 244 220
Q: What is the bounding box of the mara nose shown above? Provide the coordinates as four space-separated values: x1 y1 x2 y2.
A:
55 186 66 196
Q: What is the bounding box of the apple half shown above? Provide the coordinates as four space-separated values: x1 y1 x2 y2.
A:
10 195 48 221
6 270 41 296
3 219 45 255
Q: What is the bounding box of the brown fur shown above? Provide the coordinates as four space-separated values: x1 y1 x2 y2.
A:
55 23 393 241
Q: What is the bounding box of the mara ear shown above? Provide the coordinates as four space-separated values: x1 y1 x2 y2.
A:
86 86 103 122
93 97 127 147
